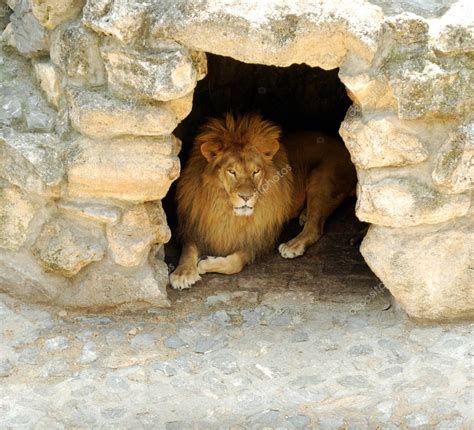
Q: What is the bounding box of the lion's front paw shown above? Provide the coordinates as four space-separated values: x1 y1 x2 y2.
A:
169 266 201 290
278 241 306 259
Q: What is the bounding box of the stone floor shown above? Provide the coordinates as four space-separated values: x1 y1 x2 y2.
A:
0 200 472 429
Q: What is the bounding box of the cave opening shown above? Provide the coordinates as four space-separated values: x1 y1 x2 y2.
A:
163 53 377 293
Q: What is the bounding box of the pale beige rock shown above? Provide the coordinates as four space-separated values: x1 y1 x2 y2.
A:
60 258 170 309
101 43 198 101
50 20 105 86
31 0 85 30
339 72 397 112
432 122 474 194
361 217 474 320
66 136 180 201
106 202 171 267
356 176 471 227
82 0 147 44
32 216 106 277
167 92 194 122
57 199 122 224
0 247 66 302
0 129 65 196
340 108 428 169
33 59 62 107
66 86 179 139
0 182 38 250
431 0 474 55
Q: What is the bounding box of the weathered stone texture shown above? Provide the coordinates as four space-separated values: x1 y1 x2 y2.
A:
66 136 180 201
432 122 474 194
50 20 106 86
106 203 171 267
32 216 106 277
361 217 474 320
101 43 198 101
82 0 147 44
0 182 38 250
57 200 122 224
0 130 65 196
5 0 49 56
30 0 85 30
356 176 471 227
33 60 62 108
340 108 428 169
66 86 179 139
62 258 170 309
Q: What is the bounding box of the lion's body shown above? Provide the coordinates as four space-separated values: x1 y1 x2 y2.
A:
170 113 356 290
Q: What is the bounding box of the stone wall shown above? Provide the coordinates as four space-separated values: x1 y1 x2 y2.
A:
0 0 472 319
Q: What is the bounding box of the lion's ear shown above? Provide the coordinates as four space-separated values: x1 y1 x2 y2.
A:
200 142 223 162
254 138 280 160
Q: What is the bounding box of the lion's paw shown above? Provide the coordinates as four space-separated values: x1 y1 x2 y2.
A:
169 266 201 290
278 242 306 259
197 256 224 275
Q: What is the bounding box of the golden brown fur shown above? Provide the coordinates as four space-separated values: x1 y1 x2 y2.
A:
170 113 356 290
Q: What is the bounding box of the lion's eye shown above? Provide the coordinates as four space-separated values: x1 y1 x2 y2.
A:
227 169 236 176
253 169 261 176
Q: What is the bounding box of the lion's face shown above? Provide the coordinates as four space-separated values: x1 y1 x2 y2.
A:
197 114 282 217
217 150 266 216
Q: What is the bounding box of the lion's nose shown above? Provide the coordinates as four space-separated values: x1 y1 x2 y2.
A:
238 192 253 202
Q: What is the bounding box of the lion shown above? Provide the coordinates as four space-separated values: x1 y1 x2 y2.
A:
170 113 356 290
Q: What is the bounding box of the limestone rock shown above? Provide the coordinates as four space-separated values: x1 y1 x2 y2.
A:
82 0 147 44
0 129 65 196
57 200 122 224
33 60 62 107
0 182 38 250
388 60 473 120
384 12 429 45
431 0 474 55
432 122 474 194
61 258 170 309
340 108 428 169
0 247 66 302
356 176 470 227
101 43 198 101
50 20 106 87
31 0 85 30
32 216 106 277
339 72 397 112
66 86 179 139
149 0 383 69
361 217 474 320
66 136 180 201
6 0 49 57
106 202 171 267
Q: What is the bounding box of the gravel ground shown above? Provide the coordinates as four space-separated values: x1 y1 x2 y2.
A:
1 202 472 429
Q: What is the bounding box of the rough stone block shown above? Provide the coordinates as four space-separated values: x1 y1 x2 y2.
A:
0 129 65 196
101 43 197 101
50 20 106 87
32 216 106 277
33 59 62 108
57 200 122 224
66 86 179 139
0 182 38 250
340 108 428 169
31 0 85 30
82 0 147 44
356 176 470 227
61 258 170 309
66 136 180 201
6 0 49 57
432 122 474 194
106 202 171 267
361 217 474 320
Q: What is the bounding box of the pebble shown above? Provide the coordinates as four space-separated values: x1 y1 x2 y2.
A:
291 331 309 343
79 342 98 364
0 358 14 377
164 335 186 349
45 336 70 351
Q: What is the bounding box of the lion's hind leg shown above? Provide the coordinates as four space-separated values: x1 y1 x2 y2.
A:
197 251 249 275
279 163 353 259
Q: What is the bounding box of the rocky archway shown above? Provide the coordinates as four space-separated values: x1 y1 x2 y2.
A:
0 0 472 319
